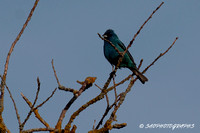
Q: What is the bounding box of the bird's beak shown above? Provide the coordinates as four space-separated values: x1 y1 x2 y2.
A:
103 34 107 38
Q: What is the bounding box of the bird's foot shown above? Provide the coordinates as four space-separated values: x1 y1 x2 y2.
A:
110 71 116 78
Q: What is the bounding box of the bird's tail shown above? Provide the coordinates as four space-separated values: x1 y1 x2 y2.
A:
131 68 148 84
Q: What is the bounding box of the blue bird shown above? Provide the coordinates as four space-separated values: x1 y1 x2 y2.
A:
103 29 148 84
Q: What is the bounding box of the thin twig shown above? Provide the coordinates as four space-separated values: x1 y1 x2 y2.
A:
112 66 118 103
128 2 164 49
107 75 132 92
35 88 57 109
95 99 118 129
105 93 110 107
95 84 102 91
108 92 126 123
20 93 50 129
32 77 40 108
95 92 121 129
112 123 127 129
20 77 42 130
6 85 21 127
20 93 33 130
70 125 77 133
93 120 96 131
120 2 165 70
0 75 21 127
143 37 178 74
138 59 143 70
51 59 61 86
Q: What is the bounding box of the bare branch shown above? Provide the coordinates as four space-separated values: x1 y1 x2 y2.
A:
20 77 43 130
64 90 108 131
128 2 164 50
138 59 143 70
6 84 21 126
22 127 55 133
21 87 57 129
120 2 165 72
0 0 40 131
95 84 102 91
143 37 179 74
0 75 21 129
20 93 50 129
56 77 96 131
112 67 118 103
20 93 34 130
95 99 118 129
93 120 96 131
70 125 77 133
112 123 127 129
58 86 78 94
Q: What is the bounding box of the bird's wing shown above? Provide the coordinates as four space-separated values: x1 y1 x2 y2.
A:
117 40 136 66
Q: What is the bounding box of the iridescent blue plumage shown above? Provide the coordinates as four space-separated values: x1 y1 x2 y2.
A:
103 29 148 84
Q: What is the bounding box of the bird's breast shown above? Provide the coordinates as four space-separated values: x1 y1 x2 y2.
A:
103 42 120 65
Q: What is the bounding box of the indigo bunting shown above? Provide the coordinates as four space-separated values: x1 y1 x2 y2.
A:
103 29 148 84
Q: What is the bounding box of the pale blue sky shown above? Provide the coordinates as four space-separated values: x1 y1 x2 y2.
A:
0 0 200 133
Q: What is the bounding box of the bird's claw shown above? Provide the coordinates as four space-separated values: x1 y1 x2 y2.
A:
110 71 116 78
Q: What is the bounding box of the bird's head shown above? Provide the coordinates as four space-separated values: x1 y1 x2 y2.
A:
103 29 118 39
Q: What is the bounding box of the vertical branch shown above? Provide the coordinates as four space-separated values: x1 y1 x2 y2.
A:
112 66 117 102
32 77 41 107
0 0 40 132
51 59 61 86
5 84 21 127
0 75 21 130
1 0 40 91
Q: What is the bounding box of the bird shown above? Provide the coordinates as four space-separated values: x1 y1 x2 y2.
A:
102 29 148 84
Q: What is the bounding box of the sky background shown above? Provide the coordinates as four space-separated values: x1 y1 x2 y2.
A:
0 0 200 133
